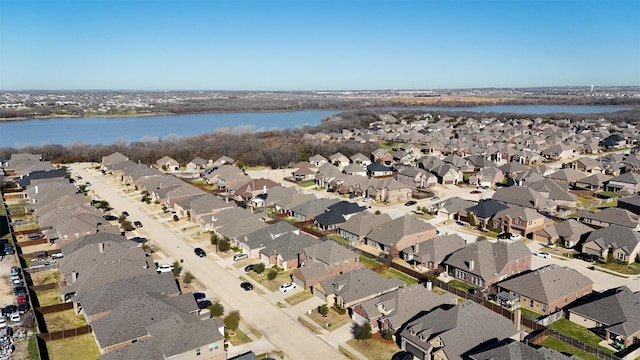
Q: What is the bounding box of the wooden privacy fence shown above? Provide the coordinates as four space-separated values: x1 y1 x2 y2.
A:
36 302 73 314
37 325 92 342
528 329 622 360
30 283 59 291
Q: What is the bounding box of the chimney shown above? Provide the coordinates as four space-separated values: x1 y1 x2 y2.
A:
425 281 433 291
72 271 78 283
263 185 267 194
514 308 521 331
469 259 475 270
534 196 539 208
35 185 39 194
99 242 104 253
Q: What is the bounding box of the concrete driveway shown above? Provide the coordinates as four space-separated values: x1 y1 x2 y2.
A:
72 164 346 360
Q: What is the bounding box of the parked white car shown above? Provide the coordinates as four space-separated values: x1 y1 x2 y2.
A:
533 251 551 259
156 264 173 273
363 197 373 203
9 312 20 323
509 234 523 241
278 282 297 293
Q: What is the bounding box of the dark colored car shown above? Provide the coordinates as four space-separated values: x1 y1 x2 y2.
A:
575 253 595 262
404 200 417 206
17 302 28 314
122 211 130 217
470 190 482 194
497 232 512 240
240 282 254 291
13 286 26 296
193 292 206 300
103 214 118 221
197 300 212 309
130 237 147 243
134 221 143 228
2 305 16 316
244 264 255 272
194 247 206 257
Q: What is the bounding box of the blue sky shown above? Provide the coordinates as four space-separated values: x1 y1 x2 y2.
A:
1 0 638 90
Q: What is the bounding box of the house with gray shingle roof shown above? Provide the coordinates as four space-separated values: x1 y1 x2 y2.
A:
365 215 438 254
402 233 467 271
74 273 179 322
185 156 209 171
399 300 519 360
617 195 640 216
491 205 551 239
349 152 371 166
547 168 588 185
527 179 577 208
100 314 225 360
337 211 392 245
235 220 299 258
574 173 612 190
259 230 320 270
606 172 640 194
469 166 505 188
544 219 593 247
469 339 581 360
459 199 509 230
315 268 404 308
155 156 180 171
568 286 640 349
497 265 593 315
91 292 204 354
229 177 281 203
292 240 360 289
395 167 437 189
351 284 457 334
442 240 531 289
581 224 640 264
211 208 268 241
578 207 640 230
314 201 367 231
290 197 340 221
492 186 556 212
432 196 476 220
212 155 235 167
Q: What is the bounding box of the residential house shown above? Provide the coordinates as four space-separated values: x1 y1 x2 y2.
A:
402 234 467 272
203 165 244 187
211 155 235 167
578 207 640 230
492 186 556 212
154 183 206 208
99 314 225 360
399 301 519 360
574 173 612 191
395 167 437 189
290 198 340 221
229 178 281 204
314 201 367 231
350 152 371 166
308 154 328 167
568 157 604 173
599 133 627 149
465 155 496 171
258 231 320 270
156 156 180 171
497 265 593 315
606 172 640 194
527 179 577 209
468 167 505 188
367 163 393 177
547 168 587 185
210 208 268 242
342 163 367 177
365 215 438 254
581 225 640 264
314 268 404 308
618 195 640 215
101 152 129 168
329 152 350 167
469 339 581 360
367 177 413 203
292 241 361 289
459 199 509 230
442 240 532 289
432 196 476 220
186 156 209 171
546 219 593 247
337 212 392 245
498 162 528 178
568 286 640 349
490 206 549 239
541 143 577 161
235 221 300 258
371 148 394 165
431 164 463 185
291 162 317 181
351 284 457 334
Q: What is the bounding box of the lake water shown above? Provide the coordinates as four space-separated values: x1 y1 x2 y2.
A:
0 105 633 148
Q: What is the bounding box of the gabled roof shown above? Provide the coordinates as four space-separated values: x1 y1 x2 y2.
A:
575 173 612 186
259 231 320 261
302 240 359 265
579 208 640 229
498 265 593 304
238 221 299 250
439 196 476 214
410 234 468 265
338 212 392 237
442 241 531 282
367 162 393 172
492 186 555 210
609 172 640 185
400 301 518 360
527 179 577 202
553 219 592 241
466 199 509 219
290 198 341 217
570 286 640 338
314 201 367 227
583 224 640 254
499 162 527 174
366 215 436 248
469 339 581 360
318 268 404 304
548 168 587 182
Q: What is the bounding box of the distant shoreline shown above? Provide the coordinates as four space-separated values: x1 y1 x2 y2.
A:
0 112 174 122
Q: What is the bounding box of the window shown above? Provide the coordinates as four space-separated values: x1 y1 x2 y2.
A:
530 299 534 307
541 304 547 312
196 348 201 356
344 259 348 264
471 276 481 286
455 269 466 279
209 342 219 352
617 253 626 260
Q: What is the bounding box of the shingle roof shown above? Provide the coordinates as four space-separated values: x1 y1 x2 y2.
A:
498 265 593 304
318 268 404 304
466 199 509 219
579 208 640 228
338 212 392 237
366 215 436 248
569 286 640 337
469 339 581 360
442 241 531 283
583 224 640 255
400 300 518 360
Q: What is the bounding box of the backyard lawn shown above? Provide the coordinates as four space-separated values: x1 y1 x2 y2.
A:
30 270 61 285
447 279 475 291
46 334 101 360
43 310 87 332
548 318 612 353
36 289 62 307
541 337 600 360
378 267 419 285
